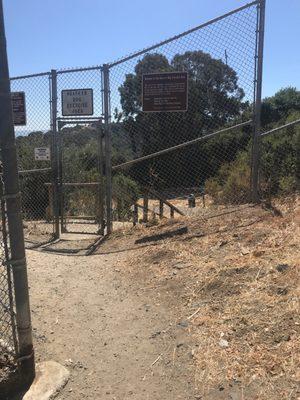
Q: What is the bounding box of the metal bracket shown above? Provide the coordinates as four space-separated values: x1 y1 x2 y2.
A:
5 257 26 269
58 117 102 130
17 351 34 364
2 191 21 200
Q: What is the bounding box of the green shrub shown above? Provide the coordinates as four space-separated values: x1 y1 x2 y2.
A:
278 175 298 194
205 152 251 204
112 174 140 221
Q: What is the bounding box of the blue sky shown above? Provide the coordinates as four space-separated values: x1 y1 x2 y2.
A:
3 0 300 98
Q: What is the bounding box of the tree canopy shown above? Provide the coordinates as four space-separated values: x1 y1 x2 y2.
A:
116 51 249 188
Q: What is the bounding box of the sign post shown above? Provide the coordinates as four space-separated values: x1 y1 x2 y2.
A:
142 72 188 112
61 88 93 116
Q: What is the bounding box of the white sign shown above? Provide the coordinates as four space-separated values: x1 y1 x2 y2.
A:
34 147 51 161
61 88 93 116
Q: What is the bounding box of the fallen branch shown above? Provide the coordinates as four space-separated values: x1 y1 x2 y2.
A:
151 354 162 367
187 307 201 320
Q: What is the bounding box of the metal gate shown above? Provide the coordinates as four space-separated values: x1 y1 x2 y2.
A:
55 67 105 235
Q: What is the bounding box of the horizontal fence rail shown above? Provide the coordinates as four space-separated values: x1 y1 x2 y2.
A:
261 118 300 137
112 120 252 171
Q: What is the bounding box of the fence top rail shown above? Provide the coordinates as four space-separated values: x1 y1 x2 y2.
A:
107 0 260 68
10 71 51 81
261 118 300 137
56 65 102 75
10 65 103 81
9 1 260 79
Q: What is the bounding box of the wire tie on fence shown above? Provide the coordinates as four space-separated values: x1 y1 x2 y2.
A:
17 351 34 364
0 144 16 150
2 191 21 200
5 257 26 269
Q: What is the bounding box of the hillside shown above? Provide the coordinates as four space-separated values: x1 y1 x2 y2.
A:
96 196 299 399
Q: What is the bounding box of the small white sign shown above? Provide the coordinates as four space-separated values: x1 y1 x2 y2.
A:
61 88 93 116
34 147 51 161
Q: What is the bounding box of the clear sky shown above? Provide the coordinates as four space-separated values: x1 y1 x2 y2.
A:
3 0 300 98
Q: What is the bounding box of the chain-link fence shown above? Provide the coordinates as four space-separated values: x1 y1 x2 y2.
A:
7 0 299 244
10 73 55 247
0 177 18 388
105 1 261 227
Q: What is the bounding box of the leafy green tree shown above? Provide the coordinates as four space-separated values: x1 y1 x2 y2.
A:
118 51 248 189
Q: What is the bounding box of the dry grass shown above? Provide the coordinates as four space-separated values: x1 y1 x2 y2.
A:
114 195 300 399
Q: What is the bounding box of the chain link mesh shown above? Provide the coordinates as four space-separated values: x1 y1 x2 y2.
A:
259 91 300 202
0 181 18 372
56 68 104 234
107 2 259 225
10 74 55 246
8 1 295 239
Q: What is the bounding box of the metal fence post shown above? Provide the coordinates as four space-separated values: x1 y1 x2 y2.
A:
51 69 60 239
102 64 112 234
97 122 105 235
251 0 266 202
0 0 35 385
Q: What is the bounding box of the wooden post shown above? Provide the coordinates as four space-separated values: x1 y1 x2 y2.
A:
159 200 164 219
133 203 138 226
46 184 54 221
170 207 174 218
143 194 149 223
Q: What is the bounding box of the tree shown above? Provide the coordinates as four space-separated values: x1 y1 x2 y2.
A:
117 51 248 189
261 87 300 127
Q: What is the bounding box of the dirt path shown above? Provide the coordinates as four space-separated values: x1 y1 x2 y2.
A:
22 200 299 400
26 247 196 400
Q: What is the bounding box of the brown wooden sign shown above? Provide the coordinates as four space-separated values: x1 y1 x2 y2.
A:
142 72 188 112
11 91 26 126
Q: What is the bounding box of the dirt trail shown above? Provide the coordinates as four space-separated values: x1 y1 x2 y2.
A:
21 199 299 400
26 248 195 400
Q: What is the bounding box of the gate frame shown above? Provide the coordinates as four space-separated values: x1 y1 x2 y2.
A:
56 117 105 236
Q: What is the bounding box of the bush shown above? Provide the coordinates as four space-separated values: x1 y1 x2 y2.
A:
279 175 298 194
260 121 299 197
205 152 251 204
112 174 140 221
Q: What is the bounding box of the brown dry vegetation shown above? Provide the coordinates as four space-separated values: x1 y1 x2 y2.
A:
104 196 299 399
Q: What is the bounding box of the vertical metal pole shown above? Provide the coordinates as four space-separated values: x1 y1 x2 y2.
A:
58 122 65 233
51 69 60 239
0 0 35 384
251 0 266 202
102 65 112 234
97 122 105 235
